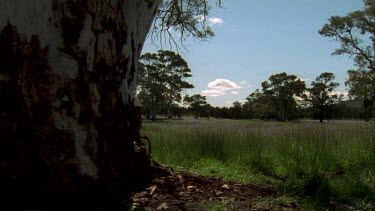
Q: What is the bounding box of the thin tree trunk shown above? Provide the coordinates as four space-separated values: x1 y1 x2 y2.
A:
363 99 373 122
167 106 172 119
151 107 157 121
146 107 151 119
0 0 160 209
319 106 324 123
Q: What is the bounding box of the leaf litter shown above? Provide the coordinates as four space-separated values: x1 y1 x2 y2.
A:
130 167 299 210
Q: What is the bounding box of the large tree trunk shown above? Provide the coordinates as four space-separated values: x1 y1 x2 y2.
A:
0 0 160 209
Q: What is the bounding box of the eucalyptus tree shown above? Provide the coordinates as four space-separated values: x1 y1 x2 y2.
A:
261 72 306 121
306 72 341 122
319 0 375 72
183 94 209 119
230 101 243 119
243 89 274 120
346 70 375 121
320 0 375 121
138 50 194 120
0 0 220 208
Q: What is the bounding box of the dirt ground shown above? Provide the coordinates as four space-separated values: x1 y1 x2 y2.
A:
130 169 299 211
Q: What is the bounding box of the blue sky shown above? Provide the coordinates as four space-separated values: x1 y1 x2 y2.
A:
143 0 365 107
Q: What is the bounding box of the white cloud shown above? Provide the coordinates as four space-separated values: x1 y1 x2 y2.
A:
196 16 224 26
208 17 224 25
202 79 241 97
239 81 248 85
208 79 241 90
201 89 226 97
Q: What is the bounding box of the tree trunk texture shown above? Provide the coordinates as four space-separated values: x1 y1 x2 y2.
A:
363 98 374 122
319 106 324 123
0 0 160 209
150 107 157 121
145 106 151 119
167 106 172 119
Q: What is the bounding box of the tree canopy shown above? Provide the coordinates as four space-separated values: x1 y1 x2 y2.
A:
306 72 341 122
183 94 209 119
138 50 194 120
260 72 306 121
346 69 375 121
319 0 375 71
320 0 375 121
151 0 222 48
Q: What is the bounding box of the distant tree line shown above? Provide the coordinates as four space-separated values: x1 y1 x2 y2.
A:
136 51 372 122
180 72 365 122
138 67 367 122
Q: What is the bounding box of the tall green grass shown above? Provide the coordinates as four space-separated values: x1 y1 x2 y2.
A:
142 119 375 209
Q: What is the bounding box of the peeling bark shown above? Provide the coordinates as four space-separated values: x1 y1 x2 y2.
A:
0 0 160 209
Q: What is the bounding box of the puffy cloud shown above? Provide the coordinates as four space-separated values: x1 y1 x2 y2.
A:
208 17 224 25
202 79 241 97
201 89 226 97
196 15 224 26
207 79 241 90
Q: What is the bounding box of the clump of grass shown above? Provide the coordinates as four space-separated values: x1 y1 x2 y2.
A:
142 119 375 209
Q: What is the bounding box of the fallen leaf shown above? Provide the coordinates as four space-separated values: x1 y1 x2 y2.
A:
150 185 157 195
157 202 169 210
221 184 230 190
215 191 223 196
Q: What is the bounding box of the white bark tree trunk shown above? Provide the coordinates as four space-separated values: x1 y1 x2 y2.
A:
0 0 160 208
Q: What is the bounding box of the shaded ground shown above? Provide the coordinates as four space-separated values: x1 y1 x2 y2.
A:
130 169 299 210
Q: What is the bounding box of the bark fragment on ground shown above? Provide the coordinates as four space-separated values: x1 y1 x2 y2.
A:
130 169 299 211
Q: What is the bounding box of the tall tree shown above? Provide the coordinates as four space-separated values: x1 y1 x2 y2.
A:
183 94 209 119
261 72 306 121
0 0 219 208
230 101 243 119
244 89 271 120
320 0 375 121
346 70 375 121
138 50 193 120
306 72 341 123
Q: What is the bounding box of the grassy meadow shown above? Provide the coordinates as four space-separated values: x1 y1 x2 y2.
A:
141 118 375 209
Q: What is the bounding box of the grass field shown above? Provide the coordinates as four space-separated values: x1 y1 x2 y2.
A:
141 118 375 209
